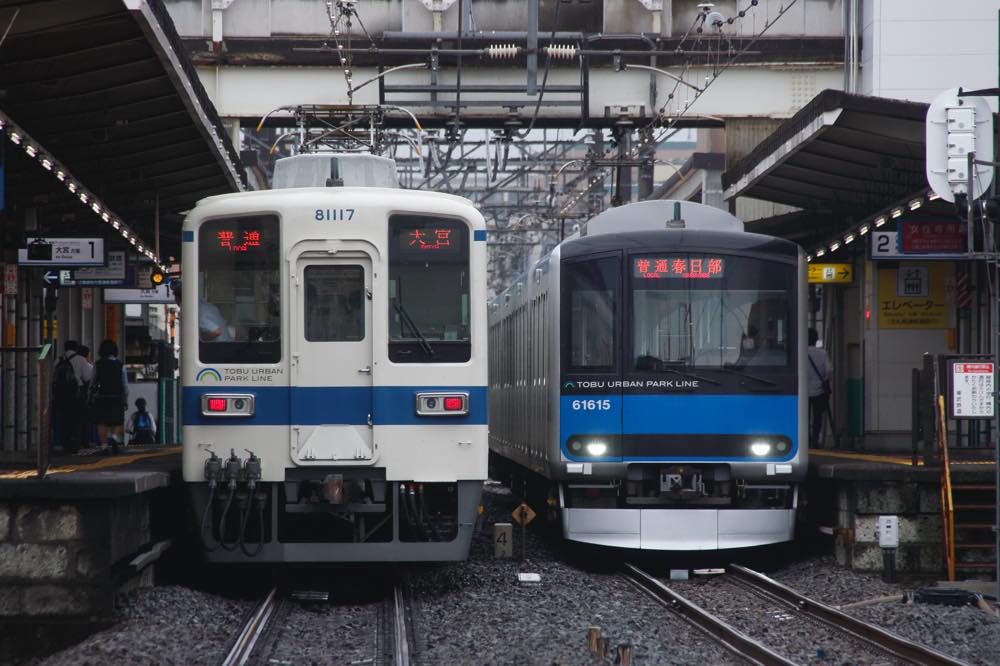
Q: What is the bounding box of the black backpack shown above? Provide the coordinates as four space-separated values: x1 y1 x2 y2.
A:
93 358 124 398
52 356 79 407
132 411 155 444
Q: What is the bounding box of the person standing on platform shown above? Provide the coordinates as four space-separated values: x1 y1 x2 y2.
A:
91 339 128 453
76 345 96 447
807 327 832 448
52 340 85 453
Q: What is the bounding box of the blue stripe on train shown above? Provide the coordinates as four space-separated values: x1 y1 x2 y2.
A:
183 386 488 426
559 393 799 462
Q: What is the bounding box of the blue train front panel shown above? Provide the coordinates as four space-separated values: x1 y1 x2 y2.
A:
556 238 805 550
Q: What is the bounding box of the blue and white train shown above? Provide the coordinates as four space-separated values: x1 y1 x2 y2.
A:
489 200 807 550
181 154 487 562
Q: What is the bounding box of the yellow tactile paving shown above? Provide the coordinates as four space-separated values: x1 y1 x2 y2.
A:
810 448 996 467
0 446 181 480
809 449 925 466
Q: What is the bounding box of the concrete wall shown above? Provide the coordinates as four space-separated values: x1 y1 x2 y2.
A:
0 496 152 621
861 0 1000 109
833 478 943 574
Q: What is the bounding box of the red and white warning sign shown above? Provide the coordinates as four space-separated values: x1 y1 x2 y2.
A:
952 362 994 419
81 287 93 310
3 264 17 295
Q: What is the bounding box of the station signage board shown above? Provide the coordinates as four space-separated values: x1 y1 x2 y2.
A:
948 359 995 420
102 284 173 304
899 220 966 254
871 230 968 261
58 251 126 287
17 237 105 267
807 263 852 284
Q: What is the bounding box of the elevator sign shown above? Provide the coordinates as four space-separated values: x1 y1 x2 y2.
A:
949 360 995 419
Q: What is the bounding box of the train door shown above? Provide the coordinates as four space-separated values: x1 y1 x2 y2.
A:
289 252 374 463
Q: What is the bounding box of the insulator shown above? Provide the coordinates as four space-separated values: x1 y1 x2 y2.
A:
544 44 577 60
487 43 520 59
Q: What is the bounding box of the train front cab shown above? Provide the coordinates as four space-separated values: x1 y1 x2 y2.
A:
181 191 487 562
555 238 807 550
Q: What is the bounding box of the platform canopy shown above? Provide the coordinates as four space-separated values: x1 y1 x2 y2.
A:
0 0 245 260
723 90 930 213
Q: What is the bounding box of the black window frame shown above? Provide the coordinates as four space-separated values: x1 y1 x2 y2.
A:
197 214 281 365
303 264 366 343
560 252 622 377
387 214 471 364
624 250 799 389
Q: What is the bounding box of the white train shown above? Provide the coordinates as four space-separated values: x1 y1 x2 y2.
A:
181 154 488 562
489 200 807 550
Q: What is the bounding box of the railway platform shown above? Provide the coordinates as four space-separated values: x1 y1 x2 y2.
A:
807 447 997 578
0 446 184 663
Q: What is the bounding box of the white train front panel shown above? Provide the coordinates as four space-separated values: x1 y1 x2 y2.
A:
181 186 487 562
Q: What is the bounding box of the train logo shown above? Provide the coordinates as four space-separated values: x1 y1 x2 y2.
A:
196 367 222 383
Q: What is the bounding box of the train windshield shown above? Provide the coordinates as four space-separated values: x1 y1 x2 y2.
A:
198 215 281 364
630 254 793 369
388 215 470 363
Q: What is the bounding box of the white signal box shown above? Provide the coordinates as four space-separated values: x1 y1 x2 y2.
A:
876 515 899 549
926 87 994 203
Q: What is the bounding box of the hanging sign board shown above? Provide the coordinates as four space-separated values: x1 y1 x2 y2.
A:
58 251 127 286
102 284 173 304
871 230 969 260
807 263 853 284
899 220 967 254
948 359 995 419
17 237 105 266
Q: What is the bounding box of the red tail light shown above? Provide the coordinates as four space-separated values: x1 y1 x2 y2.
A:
444 397 463 411
207 398 227 412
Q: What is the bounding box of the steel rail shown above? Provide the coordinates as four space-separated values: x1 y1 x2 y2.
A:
393 583 411 666
623 563 794 666
220 586 280 666
728 564 967 666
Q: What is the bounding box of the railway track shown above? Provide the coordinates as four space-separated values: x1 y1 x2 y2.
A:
219 582 414 666
624 563 968 666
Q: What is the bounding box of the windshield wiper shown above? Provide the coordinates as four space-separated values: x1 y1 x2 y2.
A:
720 364 778 386
656 362 720 386
392 300 435 357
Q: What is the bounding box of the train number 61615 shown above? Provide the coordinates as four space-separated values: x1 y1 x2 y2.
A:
571 399 613 411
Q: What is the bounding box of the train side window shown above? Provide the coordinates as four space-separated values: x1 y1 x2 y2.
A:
198 215 280 364
388 215 470 363
304 265 365 341
562 256 619 373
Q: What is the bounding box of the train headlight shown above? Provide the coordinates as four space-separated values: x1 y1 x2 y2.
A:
585 441 608 457
749 440 772 457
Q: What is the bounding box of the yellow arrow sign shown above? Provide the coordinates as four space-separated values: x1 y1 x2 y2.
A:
808 263 853 284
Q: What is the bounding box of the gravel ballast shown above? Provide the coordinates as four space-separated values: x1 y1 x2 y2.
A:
34 586 253 666
770 555 1000 666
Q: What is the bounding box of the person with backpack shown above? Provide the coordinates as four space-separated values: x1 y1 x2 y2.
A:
90 339 128 452
52 340 88 453
76 345 96 447
126 398 157 446
807 327 833 448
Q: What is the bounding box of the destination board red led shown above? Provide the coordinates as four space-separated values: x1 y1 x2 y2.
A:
633 256 725 279
217 229 263 252
403 227 455 251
